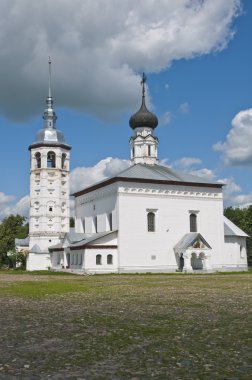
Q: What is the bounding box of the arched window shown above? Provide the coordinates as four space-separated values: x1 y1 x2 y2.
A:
148 145 151 156
47 151 56 168
35 152 41 168
108 213 113 231
96 254 102 265
147 212 155 232
61 153 67 169
190 213 197 232
107 254 113 265
94 216 98 233
240 245 245 258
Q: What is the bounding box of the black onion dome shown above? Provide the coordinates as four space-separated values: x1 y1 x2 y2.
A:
129 96 158 129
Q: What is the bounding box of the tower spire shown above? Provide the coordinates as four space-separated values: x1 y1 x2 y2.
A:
141 72 147 98
48 56 52 98
43 57 57 129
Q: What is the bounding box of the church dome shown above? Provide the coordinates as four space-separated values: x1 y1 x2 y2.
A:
129 98 158 129
34 127 65 144
29 126 71 150
129 73 158 130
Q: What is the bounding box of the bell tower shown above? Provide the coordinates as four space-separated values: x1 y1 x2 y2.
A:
129 73 159 165
27 58 71 271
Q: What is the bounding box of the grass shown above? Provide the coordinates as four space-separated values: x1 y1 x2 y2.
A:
0 273 251 379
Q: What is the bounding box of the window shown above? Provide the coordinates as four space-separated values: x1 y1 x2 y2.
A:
82 218 86 233
190 213 197 232
148 145 151 156
47 151 56 168
96 254 102 265
49 206 53 212
57 253 61 265
34 201 39 210
35 152 41 168
240 245 245 258
132 146 135 158
108 213 113 231
107 254 113 265
61 153 67 169
94 216 98 233
147 212 155 232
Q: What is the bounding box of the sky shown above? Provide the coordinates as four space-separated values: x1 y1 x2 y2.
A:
0 0 252 220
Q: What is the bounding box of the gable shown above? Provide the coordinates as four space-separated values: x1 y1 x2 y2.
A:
174 233 212 251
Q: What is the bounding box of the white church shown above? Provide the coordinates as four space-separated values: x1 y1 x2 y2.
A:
21 63 248 273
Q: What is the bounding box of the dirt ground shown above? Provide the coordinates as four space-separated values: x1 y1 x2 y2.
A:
0 273 251 380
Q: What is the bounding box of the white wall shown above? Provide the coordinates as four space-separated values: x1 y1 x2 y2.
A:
222 236 248 270
26 253 51 271
117 182 225 272
84 248 118 273
75 184 118 233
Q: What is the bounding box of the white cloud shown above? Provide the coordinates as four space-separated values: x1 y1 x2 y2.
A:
70 157 130 194
179 102 190 114
228 194 252 208
0 0 242 121
0 194 30 221
0 192 15 204
173 157 216 180
213 108 252 166
160 111 172 125
163 156 217 180
216 176 252 208
173 157 202 170
190 168 216 181
218 177 241 195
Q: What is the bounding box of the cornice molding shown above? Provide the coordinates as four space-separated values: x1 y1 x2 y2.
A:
73 176 223 197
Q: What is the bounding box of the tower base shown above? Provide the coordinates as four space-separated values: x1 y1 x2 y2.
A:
26 252 51 271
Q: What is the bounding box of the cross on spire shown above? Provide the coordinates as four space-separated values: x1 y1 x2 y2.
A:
141 72 147 97
48 56 52 98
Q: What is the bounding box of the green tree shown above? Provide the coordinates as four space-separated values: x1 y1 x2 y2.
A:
224 206 252 267
0 215 29 266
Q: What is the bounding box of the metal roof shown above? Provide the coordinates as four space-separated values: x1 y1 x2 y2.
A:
15 237 29 247
73 163 223 196
30 127 67 145
224 216 248 237
49 230 117 251
116 164 220 184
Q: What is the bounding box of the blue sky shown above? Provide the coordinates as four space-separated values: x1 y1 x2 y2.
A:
0 0 251 219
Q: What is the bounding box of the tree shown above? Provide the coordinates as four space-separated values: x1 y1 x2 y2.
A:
224 206 252 267
0 215 29 266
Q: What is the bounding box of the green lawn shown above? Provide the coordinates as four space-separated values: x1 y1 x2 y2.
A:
0 273 251 379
